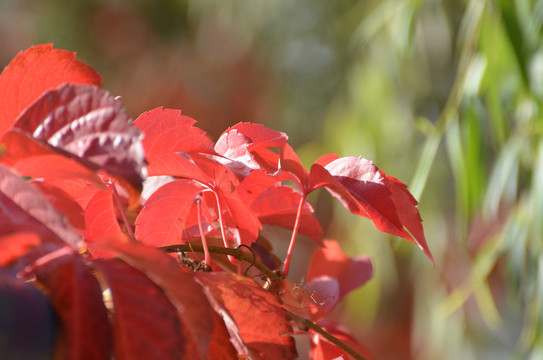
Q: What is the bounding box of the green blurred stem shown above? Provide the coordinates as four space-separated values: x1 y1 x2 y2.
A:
410 0 487 200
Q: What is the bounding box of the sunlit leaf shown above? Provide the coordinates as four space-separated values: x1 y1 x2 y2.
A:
0 44 102 138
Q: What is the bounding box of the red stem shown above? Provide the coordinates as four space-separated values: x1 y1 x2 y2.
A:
211 189 239 266
282 194 306 277
107 178 135 240
195 196 211 265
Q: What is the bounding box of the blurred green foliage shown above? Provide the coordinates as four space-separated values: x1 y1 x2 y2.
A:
1 0 543 358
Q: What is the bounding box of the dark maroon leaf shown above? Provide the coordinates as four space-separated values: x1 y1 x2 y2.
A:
92 259 186 360
104 242 224 360
32 251 112 360
13 84 146 189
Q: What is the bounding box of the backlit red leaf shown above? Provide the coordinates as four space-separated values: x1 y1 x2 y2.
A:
92 259 185 360
133 107 214 155
310 157 433 264
0 165 83 248
251 186 323 242
307 239 373 304
135 179 205 246
197 272 298 360
84 189 127 249
13 83 146 189
32 252 111 360
215 122 288 172
0 44 102 138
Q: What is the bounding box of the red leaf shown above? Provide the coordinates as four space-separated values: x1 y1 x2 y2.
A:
40 178 103 216
0 44 102 138
197 272 298 360
218 189 262 246
279 143 309 189
133 107 214 155
92 259 186 360
0 232 42 266
84 189 128 251
135 179 205 246
215 122 288 172
145 152 212 183
32 181 85 234
103 242 230 360
382 172 434 264
310 321 375 360
251 186 323 242
13 83 146 189
32 251 112 359
310 157 433 264
307 239 373 304
0 165 83 248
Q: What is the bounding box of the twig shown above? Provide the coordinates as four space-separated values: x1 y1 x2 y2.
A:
160 244 282 283
285 310 367 360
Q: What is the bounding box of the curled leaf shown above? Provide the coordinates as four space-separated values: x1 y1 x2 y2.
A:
13 84 146 189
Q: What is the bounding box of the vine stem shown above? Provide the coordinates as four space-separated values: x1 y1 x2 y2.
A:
195 196 211 265
160 244 364 359
285 310 367 360
160 244 282 283
282 194 306 277
106 178 135 240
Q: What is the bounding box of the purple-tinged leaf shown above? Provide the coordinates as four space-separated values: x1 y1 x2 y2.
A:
13 84 146 189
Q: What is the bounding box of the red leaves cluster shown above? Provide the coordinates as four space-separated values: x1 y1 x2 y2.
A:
0 45 433 359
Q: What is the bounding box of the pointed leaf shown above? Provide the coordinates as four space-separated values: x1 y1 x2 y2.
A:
0 165 83 248
215 122 287 172
13 83 146 189
0 44 102 138
133 107 214 155
311 157 433 263
92 259 186 360
32 251 112 360
197 272 298 360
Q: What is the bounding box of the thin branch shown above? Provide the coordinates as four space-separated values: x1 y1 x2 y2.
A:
285 310 367 360
160 244 282 283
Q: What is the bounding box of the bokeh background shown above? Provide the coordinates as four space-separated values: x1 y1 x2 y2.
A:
2 0 542 359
